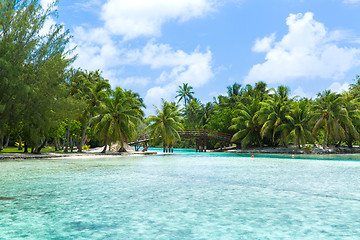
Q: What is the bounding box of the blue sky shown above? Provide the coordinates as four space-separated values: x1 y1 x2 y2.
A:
42 0 360 114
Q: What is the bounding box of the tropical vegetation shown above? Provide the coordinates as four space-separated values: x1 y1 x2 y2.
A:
3 0 360 154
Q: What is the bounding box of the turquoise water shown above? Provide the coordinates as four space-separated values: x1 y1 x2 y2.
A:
1 150 360 239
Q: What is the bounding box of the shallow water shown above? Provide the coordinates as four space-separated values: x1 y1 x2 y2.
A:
1 150 360 239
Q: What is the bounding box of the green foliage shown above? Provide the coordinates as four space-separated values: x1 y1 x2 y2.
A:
302 144 314 151
311 90 357 148
176 83 194 106
91 87 144 152
146 100 183 150
82 144 90 151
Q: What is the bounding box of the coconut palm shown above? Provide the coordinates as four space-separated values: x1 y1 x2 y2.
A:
146 100 183 152
258 86 291 146
176 83 194 106
312 90 355 148
340 91 360 147
230 100 262 148
227 83 242 104
280 100 314 148
91 87 144 153
76 70 111 152
183 98 204 129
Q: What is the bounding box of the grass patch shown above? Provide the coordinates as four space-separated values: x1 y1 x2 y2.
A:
0 147 63 154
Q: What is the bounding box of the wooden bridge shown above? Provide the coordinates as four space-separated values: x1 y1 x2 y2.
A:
128 129 233 152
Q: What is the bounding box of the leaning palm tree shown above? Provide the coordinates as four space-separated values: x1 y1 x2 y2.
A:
77 70 111 152
91 87 144 153
176 83 194 106
146 100 183 152
312 90 355 148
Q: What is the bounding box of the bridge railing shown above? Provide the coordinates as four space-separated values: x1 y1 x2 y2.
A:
178 129 233 143
129 129 233 146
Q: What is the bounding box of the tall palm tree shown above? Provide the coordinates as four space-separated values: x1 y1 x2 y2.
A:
78 70 111 152
146 100 183 152
183 98 203 129
91 87 144 153
176 83 194 106
258 86 291 146
230 100 262 148
280 100 314 148
227 83 242 104
312 90 355 148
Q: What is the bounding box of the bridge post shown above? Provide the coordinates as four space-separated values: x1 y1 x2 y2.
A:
204 137 207 152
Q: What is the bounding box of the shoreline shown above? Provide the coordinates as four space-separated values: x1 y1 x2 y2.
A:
216 146 360 155
0 151 157 161
3 146 360 160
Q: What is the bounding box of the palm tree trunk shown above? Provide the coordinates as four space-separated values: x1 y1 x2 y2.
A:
18 136 22 150
101 138 109 153
0 136 3 150
323 131 327 149
36 138 47 153
79 113 93 152
70 136 74 152
4 134 10 148
64 119 71 153
257 135 262 148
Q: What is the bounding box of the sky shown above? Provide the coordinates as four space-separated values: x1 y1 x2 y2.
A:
42 0 360 115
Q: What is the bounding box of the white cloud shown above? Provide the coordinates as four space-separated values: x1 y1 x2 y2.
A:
252 33 276 52
136 42 214 114
40 0 57 10
71 27 121 71
245 12 360 84
121 77 150 87
327 82 350 93
144 84 178 116
39 15 57 37
101 0 214 39
39 0 58 37
126 42 214 87
291 86 314 99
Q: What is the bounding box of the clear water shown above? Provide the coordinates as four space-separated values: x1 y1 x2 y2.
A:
1 150 360 239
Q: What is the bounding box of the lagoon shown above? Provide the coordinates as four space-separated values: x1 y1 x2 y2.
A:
0 150 359 239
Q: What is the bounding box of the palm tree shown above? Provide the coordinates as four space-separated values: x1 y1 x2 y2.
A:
312 90 355 148
349 75 360 97
341 91 360 147
78 70 111 152
176 83 194 106
183 98 203 129
146 100 183 152
230 100 262 148
281 100 314 148
91 87 144 153
227 83 242 104
258 86 291 146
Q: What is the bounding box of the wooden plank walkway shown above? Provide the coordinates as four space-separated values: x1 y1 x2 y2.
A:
128 129 233 152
